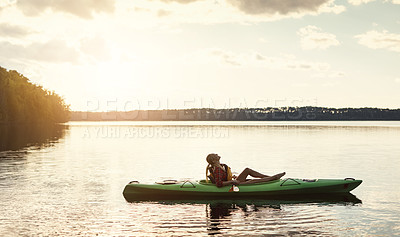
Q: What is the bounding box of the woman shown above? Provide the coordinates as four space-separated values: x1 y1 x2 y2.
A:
206 153 286 187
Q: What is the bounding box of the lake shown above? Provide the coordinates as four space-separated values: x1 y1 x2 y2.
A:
1 121 399 236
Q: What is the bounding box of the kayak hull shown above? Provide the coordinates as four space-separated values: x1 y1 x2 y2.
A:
123 178 362 201
126 194 362 205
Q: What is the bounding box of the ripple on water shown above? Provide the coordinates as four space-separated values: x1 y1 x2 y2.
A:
116 202 339 236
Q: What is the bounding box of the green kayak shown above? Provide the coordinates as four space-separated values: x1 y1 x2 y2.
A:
123 178 362 201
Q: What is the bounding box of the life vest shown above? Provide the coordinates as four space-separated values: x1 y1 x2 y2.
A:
206 164 232 183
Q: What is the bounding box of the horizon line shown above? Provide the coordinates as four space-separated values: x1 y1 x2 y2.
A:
70 106 400 113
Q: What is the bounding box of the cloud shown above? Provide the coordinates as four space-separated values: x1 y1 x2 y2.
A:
110 0 345 26
297 25 340 50
137 0 345 24
0 39 80 63
188 48 331 71
157 9 171 17
0 23 32 38
227 0 337 15
355 30 400 53
348 0 400 5
208 48 242 66
348 0 375 5
159 0 199 3
80 36 110 61
258 38 268 43
15 0 115 19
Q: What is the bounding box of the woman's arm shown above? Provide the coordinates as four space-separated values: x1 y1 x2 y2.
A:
220 180 240 187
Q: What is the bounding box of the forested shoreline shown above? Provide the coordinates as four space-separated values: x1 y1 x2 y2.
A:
1 66 399 123
0 66 70 124
71 107 400 121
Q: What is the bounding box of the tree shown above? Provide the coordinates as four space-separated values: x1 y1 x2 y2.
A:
0 66 70 123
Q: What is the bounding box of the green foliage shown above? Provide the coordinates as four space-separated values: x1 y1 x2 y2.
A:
0 66 70 123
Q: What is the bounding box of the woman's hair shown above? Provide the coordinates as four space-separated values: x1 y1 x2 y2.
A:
206 153 216 165
206 154 216 182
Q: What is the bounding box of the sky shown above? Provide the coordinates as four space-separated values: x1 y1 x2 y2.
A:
0 0 399 111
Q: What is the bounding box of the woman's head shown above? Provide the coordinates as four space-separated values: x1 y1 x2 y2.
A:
206 153 220 165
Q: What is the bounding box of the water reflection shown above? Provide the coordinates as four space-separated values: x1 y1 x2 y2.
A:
0 123 67 152
204 195 361 236
125 195 361 236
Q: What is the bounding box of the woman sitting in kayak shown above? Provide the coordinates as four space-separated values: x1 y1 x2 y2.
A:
206 153 286 187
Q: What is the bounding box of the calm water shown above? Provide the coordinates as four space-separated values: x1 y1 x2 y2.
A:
1 121 400 236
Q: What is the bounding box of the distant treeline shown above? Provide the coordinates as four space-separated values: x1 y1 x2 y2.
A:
0 66 70 123
71 107 400 121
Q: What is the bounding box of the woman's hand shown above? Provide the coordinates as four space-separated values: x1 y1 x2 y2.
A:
231 180 240 185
